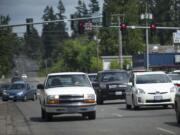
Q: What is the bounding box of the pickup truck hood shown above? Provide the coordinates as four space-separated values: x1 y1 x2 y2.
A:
136 83 174 93
45 87 95 95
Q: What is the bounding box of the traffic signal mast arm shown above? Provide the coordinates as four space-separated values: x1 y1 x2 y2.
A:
110 25 180 30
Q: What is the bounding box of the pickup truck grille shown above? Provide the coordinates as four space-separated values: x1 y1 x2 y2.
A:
59 95 84 103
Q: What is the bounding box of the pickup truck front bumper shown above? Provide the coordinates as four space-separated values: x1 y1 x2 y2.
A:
44 104 96 114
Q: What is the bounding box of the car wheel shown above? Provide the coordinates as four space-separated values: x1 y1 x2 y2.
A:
88 111 96 120
132 96 139 110
97 97 103 105
175 104 180 124
163 105 168 109
126 104 132 109
32 94 36 101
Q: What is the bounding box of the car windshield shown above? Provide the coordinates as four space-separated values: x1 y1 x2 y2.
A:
46 74 91 88
136 74 171 84
101 72 129 82
168 74 180 80
88 75 97 82
9 83 26 90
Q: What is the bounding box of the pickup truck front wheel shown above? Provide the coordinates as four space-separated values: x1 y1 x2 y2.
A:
41 108 52 121
88 111 96 120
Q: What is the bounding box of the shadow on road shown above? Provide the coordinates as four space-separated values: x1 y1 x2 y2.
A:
164 122 180 128
30 116 87 123
100 100 126 105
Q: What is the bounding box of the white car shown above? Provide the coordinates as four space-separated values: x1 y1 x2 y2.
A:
167 73 180 92
37 72 96 121
126 71 176 109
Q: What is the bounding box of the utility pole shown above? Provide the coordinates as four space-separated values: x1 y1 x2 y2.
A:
145 2 149 71
118 16 123 69
112 14 124 69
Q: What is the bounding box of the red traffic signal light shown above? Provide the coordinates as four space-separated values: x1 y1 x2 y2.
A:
150 23 156 29
78 20 85 34
120 23 127 30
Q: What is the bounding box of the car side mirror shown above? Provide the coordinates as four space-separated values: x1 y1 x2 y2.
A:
37 84 44 90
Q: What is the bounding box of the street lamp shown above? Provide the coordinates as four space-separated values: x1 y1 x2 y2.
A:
140 3 152 71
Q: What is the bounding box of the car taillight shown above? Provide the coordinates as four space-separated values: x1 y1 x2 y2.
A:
175 83 180 87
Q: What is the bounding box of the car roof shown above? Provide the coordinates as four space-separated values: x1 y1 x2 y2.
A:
134 71 166 76
48 72 86 76
12 80 26 84
98 69 127 73
88 73 97 76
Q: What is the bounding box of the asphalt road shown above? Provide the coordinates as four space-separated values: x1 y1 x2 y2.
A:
1 99 177 135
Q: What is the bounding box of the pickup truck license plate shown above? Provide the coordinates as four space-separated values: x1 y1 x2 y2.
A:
115 91 122 95
154 95 162 100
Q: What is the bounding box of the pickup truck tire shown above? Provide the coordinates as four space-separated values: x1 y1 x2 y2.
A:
126 104 132 109
41 108 45 119
88 111 96 120
41 108 52 121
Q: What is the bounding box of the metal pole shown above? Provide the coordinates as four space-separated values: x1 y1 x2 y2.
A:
118 17 123 69
145 2 149 71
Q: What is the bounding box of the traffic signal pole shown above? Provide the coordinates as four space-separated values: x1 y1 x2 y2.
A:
118 17 123 69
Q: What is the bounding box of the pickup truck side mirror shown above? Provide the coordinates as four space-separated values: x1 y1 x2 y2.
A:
37 84 44 90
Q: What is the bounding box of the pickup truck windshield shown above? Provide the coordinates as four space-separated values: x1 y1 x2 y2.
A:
46 74 91 88
136 74 171 84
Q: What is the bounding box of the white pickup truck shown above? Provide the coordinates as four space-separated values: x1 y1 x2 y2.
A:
37 72 96 121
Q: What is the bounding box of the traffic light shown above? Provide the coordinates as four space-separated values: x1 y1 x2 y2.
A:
102 11 110 27
149 23 156 30
78 20 85 34
120 23 127 30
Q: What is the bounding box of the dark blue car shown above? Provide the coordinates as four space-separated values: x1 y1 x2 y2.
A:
2 81 37 101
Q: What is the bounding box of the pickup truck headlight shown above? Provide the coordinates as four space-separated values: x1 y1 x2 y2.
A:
84 94 96 103
47 95 59 104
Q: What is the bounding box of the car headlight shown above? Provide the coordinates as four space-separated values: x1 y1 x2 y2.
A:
135 88 145 94
84 94 96 103
17 91 24 96
100 83 106 89
170 86 177 93
3 90 7 95
47 95 59 104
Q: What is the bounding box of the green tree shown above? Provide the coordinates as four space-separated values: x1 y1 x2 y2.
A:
100 0 144 56
89 0 100 14
0 15 19 76
42 6 57 59
24 27 43 59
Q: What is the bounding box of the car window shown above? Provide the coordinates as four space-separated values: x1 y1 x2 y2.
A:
136 74 171 84
168 74 180 80
9 83 26 90
46 74 91 88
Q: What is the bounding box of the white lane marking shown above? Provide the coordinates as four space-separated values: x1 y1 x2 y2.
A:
157 127 176 135
113 113 123 117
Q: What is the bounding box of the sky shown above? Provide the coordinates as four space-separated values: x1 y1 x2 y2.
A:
0 0 104 36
